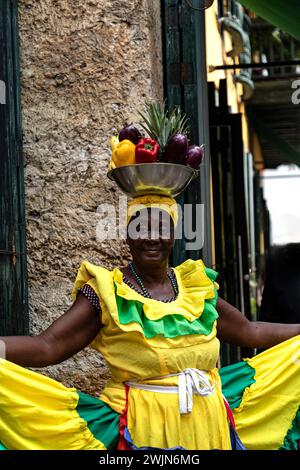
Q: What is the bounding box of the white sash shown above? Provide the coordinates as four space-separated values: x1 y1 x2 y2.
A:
126 368 215 415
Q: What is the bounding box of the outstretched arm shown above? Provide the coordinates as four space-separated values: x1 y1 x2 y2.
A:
0 294 102 368
216 297 300 348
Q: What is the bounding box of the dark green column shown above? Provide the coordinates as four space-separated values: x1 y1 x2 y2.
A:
0 0 28 335
162 0 212 266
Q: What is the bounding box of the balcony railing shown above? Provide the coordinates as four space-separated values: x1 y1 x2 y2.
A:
250 19 300 80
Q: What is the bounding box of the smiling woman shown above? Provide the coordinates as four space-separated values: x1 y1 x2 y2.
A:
0 195 300 450
123 199 177 302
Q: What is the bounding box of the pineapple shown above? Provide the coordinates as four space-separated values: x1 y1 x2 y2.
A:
138 102 189 161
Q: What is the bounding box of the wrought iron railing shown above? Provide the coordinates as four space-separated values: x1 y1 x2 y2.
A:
216 1 300 88
250 19 300 80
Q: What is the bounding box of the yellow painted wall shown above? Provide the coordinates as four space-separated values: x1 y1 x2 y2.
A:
205 2 254 259
205 2 250 153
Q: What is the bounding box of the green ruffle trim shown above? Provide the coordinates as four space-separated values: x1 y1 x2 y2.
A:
76 392 120 450
220 360 256 409
279 405 300 450
115 268 219 339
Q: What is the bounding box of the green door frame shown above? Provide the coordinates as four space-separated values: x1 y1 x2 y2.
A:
162 0 213 266
0 0 28 335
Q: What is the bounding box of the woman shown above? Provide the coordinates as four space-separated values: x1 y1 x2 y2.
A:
0 195 300 450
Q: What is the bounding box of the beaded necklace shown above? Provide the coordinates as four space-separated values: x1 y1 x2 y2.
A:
122 261 179 303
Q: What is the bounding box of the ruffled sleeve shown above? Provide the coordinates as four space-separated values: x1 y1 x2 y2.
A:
204 267 219 307
71 260 117 326
72 261 101 302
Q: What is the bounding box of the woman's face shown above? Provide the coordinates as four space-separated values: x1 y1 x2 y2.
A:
127 208 175 266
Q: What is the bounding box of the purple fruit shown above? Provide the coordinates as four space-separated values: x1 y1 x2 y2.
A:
119 124 142 145
161 133 188 163
183 144 204 169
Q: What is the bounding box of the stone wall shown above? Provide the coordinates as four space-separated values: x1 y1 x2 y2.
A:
18 0 163 395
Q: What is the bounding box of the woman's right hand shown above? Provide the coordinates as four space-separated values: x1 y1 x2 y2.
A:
0 294 102 368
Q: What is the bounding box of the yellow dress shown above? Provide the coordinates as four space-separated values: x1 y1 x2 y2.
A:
72 258 231 450
0 258 299 450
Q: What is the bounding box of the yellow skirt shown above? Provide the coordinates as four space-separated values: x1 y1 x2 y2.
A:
0 358 114 450
220 335 300 450
1 336 300 450
0 359 231 450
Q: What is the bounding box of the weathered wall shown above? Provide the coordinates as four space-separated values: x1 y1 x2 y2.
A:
18 0 163 395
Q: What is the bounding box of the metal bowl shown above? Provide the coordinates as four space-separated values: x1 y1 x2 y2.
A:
107 162 198 198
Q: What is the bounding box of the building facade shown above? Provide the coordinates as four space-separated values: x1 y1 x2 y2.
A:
1 0 299 392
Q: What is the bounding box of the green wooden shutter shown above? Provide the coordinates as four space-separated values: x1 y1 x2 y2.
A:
0 0 28 335
162 0 213 266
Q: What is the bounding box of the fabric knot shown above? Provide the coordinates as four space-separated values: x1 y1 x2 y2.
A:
177 368 215 414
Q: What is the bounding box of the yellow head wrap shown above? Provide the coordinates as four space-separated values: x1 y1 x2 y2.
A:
127 195 179 227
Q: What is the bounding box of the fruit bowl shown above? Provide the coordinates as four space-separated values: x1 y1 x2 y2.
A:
107 162 198 198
